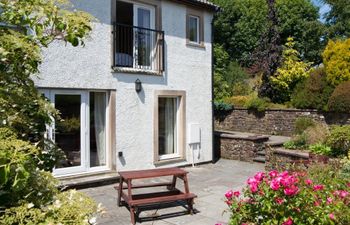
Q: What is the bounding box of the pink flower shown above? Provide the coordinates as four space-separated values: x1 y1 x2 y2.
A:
313 185 324 191
270 179 281 191
225 190 233 199
284 185 299 196
215 223 222 225
269 170 278 178
233 191 240 197
339 190 349 198
250 183 258 193
314 200 320 206
327 197 333 204
347 183 350 187
329 213 335 220
279 171 289 178
280 175 297 187
305 179 313 185
282 217 293 225
254 172 265 181
275 197 284 205
247 177 259 185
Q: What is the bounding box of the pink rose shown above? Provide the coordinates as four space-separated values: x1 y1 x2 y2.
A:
275 197 284 205
329 213 335 220
250 183 258 193
269 170 278 178
347 183 350 187
225 190 233 199
279 171 289 178
247 177 259 185
313 185 324 191
233 191 240 197
305 179 313 185
284 185 299 196
282 217 293 225
327 197 333 204
280 175 297 187
254 172 265 181
270 179 281 191
339 190 349 198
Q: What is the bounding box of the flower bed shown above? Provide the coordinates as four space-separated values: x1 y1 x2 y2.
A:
224 169 350 225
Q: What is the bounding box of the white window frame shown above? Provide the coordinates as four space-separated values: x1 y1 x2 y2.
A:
188 15 200 44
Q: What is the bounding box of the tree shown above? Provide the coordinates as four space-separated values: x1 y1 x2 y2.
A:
0 0 93 144
271 37 313 102
323 0 350 39
212 0 324 65
322 38 350 86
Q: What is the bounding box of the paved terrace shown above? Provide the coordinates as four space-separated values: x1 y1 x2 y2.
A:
81 159 264 225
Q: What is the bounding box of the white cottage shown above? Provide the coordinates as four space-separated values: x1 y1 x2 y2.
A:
34 0 218 178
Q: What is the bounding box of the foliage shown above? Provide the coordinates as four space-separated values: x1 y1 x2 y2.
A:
309 143 332 156
57 117 80 133
270 37 313 102
254 0 282 103
0 190 98 225
283 134 307 150
327 81 350 113
244 95 270 112
340 153 350 178
213 44 231 101
291 67 334 111
226 170 350 224
294 117 315 135
214 101 233 112
304 123 330 145
224 95 251 107
326 125 350 157
0 0 93 168
322 38 350 86
212 0 324 66
223 61 251 96
323 0 350 39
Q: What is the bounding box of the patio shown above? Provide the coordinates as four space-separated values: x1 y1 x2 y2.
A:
81 159 264 225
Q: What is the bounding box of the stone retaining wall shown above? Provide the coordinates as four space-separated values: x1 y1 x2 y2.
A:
215 108 350 136
265 147 309 171
214 131 269 162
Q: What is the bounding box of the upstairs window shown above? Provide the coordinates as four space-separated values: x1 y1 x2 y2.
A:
188 16 199 43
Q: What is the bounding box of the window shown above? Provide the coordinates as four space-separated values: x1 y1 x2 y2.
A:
186 9 204 46
188 16 199 43
154 91 186 163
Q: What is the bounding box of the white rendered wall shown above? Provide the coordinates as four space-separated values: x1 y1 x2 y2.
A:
34 0 213 172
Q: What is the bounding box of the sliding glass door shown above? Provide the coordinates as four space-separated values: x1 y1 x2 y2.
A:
43 90 108 176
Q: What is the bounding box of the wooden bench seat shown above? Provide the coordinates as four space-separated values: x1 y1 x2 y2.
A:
130 191 197 206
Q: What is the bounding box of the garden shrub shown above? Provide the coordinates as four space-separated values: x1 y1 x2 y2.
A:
214 101 233 112
309 143 332 156
291 67 334 111
322 38 350 86
0 190 98 225
244 95 270 112
294 117 315 135
225 169 350 225
283 133 307 150
304 123 330 145
326 125 350 157
232 82 252 96
224 95 250 107
327 81 350 113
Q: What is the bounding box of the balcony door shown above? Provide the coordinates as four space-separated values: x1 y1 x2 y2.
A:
115 1 155 69
42 90 109 176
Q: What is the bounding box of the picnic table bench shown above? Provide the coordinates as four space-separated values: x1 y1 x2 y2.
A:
115 167 197 224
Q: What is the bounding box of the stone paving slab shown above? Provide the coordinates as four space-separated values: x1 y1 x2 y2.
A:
81 159 264 225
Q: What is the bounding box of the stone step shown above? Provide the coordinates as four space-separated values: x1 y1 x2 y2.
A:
257 151 266 156
253 156 266 163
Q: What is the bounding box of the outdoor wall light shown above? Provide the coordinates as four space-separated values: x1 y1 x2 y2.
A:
135 79 142 93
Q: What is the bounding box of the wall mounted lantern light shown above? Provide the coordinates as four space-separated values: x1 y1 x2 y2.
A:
135 79 142 93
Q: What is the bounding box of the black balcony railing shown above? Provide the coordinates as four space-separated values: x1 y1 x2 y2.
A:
113 23 165 73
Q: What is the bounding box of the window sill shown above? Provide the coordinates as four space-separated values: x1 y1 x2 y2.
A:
154 157 186 166
112 66 163 76
186 42 205 49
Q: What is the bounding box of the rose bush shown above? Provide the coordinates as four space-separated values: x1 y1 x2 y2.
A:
225 170 350 225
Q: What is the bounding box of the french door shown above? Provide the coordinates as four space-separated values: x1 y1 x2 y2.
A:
43 90 109 176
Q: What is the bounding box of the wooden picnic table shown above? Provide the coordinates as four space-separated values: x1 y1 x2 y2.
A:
115 167 197 224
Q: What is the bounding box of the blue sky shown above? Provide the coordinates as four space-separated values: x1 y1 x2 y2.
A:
312 0 331 20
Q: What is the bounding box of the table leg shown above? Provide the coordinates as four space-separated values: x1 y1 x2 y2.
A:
183 174 194 214
167 175 177 190
117 177 123 206
183 174 190 194
127 179 135 224
130 206 136 225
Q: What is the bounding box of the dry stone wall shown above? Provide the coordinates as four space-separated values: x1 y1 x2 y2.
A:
215 108 350 136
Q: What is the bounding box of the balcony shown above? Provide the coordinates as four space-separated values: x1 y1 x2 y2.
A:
113 23 165 74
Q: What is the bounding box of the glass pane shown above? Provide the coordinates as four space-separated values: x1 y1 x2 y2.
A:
90 92 107 167
158 97 177 156
55 95 81 168
137 8 151 67
189 17 198 43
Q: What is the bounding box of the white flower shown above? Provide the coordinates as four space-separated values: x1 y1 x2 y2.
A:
88 217 97 224
27 203 34 209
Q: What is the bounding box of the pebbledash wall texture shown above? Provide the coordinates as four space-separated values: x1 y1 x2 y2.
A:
33 0 214 173
215 108 350 136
